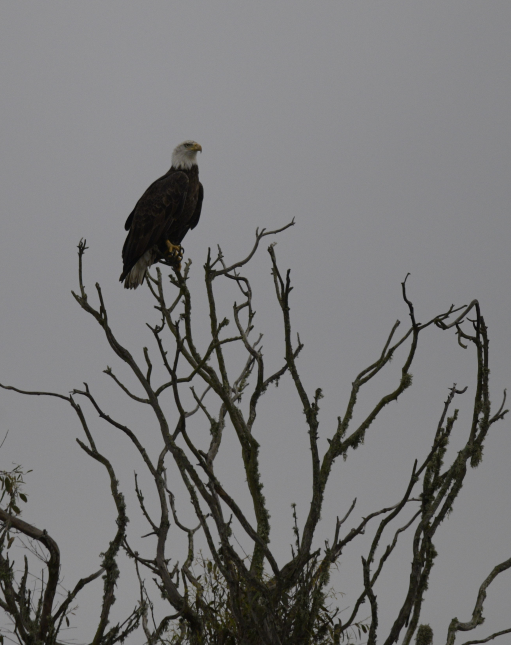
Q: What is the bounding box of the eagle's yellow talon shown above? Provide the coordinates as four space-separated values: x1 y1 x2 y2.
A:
165 240 181 256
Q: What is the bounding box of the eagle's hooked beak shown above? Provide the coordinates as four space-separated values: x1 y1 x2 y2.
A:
191 143 202 153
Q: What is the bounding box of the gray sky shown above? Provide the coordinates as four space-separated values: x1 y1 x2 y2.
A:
1 2 511 643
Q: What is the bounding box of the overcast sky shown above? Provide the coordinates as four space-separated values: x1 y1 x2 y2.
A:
1 3 511 643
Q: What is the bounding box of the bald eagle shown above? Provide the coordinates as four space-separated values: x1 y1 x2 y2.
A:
120 140 203 289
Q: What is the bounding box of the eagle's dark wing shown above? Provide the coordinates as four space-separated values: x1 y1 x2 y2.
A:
164 180 204 245
189 182 204 231
121 171 189 279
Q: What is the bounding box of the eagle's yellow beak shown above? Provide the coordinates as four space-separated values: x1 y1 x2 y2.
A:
191 142 202 152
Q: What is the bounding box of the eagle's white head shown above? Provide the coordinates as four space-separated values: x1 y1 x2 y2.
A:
172 140 202 170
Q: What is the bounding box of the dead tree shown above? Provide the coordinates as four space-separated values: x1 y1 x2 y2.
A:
0 223 509 645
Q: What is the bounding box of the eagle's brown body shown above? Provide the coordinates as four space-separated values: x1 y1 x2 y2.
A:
120 141 203 289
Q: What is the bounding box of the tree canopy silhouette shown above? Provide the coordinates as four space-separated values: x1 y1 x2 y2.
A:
0 225 509 645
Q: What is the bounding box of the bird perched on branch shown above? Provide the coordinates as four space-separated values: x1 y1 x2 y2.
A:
120 140 203 289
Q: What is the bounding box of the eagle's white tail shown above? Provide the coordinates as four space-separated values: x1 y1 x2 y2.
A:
123 250 154 289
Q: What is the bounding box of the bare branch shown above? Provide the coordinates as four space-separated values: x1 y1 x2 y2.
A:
446 556 511 645
211 219 295 277
0 383 70 403
103 366 150 403
462 628 511 645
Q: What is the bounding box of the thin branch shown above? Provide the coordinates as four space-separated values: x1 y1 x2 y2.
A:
462 628 511 645
103 366 150 404
54 567 105 621
446 556 511 645
0 384 70 403
211 220 295 277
